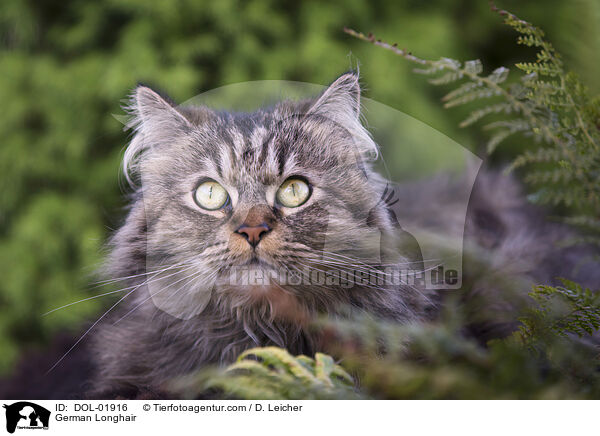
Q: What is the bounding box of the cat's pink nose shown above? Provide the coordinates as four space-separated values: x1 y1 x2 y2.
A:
235 223 271 248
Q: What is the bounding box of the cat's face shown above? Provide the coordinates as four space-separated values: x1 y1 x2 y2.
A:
122 73 394 320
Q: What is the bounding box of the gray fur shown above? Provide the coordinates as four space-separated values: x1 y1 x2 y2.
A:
93 73 429 396
92 72 599 397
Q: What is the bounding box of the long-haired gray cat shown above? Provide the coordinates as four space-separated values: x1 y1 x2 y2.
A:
91 72 598 398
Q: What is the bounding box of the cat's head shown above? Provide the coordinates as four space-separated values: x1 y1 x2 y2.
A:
117 72 402 321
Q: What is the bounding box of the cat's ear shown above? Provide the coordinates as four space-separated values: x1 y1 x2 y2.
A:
308 71 361 122
308 72 378 160
123 86 192 186
131 85 192 134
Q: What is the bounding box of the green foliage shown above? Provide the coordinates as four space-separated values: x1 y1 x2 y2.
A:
329 312 600 399
0 0 496 374
518 279 600 343
169 278 600 400
174 284 600 399
345 5 600 247
171 347 357 400
343 16 600 400
166 4 600 401
1 0 599 385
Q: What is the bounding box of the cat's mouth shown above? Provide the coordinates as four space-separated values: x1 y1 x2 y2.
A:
223 254 280 281
244 256 271 268
222 257 309 323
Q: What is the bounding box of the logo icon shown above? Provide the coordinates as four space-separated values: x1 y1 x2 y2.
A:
3 402 50 434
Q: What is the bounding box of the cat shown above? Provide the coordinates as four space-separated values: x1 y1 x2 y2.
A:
91 72 434 397
90 71 599 399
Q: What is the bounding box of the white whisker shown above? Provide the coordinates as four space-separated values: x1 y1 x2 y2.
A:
43 262 196 316
45 284 140 375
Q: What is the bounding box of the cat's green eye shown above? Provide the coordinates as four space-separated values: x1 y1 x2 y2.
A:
276 178 311 208
194 180 229 210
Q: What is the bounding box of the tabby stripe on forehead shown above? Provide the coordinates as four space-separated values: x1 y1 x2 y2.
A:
275 142 288 176
221 132 237 178
215 153 223 178
242 146 253 161
258 132 274 165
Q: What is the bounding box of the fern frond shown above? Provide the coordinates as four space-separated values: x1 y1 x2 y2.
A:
519 279 600 342
459 102 514 127
516 62 562 77
510 147 566 169
170 347 356 400
442 81 483 103
444 88 502 108
428 71 463 85
345 5 600 239
483 119 531 152
524 169 574 185
487 66 510 84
